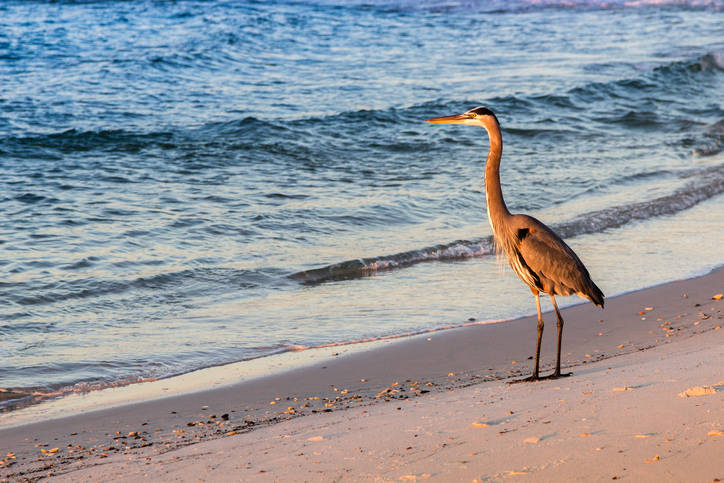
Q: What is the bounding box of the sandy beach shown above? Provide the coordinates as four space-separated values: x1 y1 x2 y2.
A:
1 267 722 482
3 1 724 482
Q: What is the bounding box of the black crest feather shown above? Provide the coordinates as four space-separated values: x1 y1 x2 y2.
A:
467 106 499 125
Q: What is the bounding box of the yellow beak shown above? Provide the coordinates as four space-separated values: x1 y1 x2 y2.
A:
425 113 470 124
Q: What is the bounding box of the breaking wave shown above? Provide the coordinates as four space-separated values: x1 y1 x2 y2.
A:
292 162 724 284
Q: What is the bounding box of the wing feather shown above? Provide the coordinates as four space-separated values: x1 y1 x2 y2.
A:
514 215 604 306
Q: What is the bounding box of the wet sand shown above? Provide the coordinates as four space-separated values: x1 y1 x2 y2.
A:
0 391 29 406
1 267 722 481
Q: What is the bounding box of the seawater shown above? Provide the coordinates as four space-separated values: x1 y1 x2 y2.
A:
1 0 723 401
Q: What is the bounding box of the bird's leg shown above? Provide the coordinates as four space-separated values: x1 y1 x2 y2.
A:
510 290 543 383
547 295 571 379
533 290 543 379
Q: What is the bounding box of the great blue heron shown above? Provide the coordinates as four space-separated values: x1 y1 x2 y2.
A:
427 106 604 381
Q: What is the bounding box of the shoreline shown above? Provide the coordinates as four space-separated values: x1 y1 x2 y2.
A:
0 317 517 429
47 320 724 482
2 262 720 426
1 266 722 480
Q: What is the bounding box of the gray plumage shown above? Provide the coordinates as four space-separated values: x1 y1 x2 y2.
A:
504 214 604 307
427 106 604 381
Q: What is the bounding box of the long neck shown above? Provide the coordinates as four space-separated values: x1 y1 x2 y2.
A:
483 120 510 237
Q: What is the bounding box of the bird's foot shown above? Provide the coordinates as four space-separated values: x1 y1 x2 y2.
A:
508 371 572 383
541 371 572 380
508 374 542 384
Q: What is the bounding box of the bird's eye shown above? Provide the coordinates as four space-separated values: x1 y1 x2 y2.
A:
468 112 477 118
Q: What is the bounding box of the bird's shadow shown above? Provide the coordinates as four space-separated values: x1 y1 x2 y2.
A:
507 372 572 384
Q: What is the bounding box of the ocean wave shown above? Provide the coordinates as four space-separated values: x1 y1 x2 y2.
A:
291 239 494 284
346 0 724 14
506 0 724 11
256 48 724 136
2 49 720 162
6 267 289 308
291 163 724 284
0 128 177 158
694 118 724 156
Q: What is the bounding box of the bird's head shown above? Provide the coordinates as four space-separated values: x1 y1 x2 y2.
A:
426 106 499 128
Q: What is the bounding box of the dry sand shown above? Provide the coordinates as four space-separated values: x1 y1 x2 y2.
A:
1 267 722 482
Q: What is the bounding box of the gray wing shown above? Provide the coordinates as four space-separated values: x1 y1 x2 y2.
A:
514 215 604 306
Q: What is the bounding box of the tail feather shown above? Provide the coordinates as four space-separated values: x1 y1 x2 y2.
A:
587 281 605 308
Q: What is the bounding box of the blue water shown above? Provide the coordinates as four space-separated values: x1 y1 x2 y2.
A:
1 0 724 399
